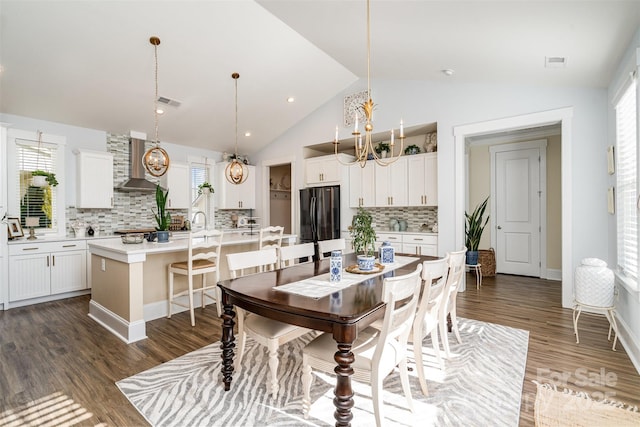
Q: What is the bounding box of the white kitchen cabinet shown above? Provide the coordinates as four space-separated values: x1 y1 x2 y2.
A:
162 162 190 209
217 162 256 209
8 240 87 302
407 153 438 206
305 155 344 186
374 157 407 207
349 162 375 208
76 149 114 209
402 233 438 256
375 232 403 252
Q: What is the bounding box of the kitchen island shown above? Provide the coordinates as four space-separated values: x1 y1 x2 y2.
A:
88 231 296 343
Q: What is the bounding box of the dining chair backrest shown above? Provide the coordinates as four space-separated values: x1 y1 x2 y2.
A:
227 247 278 279
417 256 450 317
280 242 315 268
187 229 224 282
445 248 467 296
259 226 284 250
317 238 346 260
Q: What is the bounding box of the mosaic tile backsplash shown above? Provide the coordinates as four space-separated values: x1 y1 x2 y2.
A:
363 206 438 233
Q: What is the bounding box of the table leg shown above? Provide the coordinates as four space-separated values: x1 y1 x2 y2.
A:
221 302 236 391
333 343 355 427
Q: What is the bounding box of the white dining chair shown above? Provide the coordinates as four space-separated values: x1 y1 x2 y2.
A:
440 248 467 357
259 226 284 268
167 229 223 326
279 242 315 268
301 264 423 427
317 238 346 260
412 255 450 395
226 247 313 400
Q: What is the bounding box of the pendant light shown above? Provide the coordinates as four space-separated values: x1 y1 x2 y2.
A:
225 72 249 185
142 36 170 177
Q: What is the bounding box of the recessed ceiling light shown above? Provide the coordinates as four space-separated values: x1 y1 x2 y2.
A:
287 97 295 103
441 69 454 76
244 131 251 137
156 108 164 115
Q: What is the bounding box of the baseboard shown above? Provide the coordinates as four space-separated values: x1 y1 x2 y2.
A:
545 268 562 281
144 293 215 322
89 299 147 344
615 313 640 375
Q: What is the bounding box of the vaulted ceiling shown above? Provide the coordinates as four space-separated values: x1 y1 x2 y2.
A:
1 1 638 154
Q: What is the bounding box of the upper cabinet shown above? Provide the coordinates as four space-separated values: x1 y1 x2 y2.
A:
349 162 375 208
305 155 345 186
374 157 408 207
76 149 113 209
161 162 190 209
217 162 256 209
407 153 438 206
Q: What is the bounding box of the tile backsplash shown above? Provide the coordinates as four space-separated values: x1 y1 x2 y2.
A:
360 206 438 233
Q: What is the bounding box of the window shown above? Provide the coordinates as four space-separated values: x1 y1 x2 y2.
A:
7 129 66 236
615 78 638 281
189 159 213 229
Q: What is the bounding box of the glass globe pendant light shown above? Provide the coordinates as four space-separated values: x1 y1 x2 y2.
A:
143 36 170 177
225 72 249 185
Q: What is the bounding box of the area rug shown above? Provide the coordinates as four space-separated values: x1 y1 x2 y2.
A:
117 318 528 426
533 382 640 427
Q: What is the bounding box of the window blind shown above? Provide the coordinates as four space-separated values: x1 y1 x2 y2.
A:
615 80 638 280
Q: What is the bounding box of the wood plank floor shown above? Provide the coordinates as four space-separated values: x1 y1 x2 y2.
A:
0 273 638 426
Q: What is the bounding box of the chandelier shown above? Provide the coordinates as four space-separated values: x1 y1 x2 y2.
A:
143 36 170 177
225 72 249 185
334 0 404 168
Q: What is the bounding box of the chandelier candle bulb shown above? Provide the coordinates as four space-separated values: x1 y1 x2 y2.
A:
335 126 339 143
390 129 394 145
400 120 404 138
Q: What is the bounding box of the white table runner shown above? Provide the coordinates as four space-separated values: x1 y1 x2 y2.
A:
274 255 419 299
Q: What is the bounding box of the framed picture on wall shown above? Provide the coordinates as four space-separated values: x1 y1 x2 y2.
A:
7 217 24 239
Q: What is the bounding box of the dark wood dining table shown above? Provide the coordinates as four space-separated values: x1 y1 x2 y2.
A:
218 253 426 427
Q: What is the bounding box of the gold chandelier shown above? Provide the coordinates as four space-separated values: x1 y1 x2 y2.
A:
225 72 249 185
334 0 404 168
143 36 170 177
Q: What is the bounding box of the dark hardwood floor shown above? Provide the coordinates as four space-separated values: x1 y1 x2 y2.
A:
0 273 638 426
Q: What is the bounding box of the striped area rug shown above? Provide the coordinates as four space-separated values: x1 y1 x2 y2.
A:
117 318 528 426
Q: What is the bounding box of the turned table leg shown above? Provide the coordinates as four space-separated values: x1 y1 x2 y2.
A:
333 343 355 427
221 302 236 391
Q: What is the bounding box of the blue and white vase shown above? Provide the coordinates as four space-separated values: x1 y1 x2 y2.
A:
379 241 395 264
330 250 342 282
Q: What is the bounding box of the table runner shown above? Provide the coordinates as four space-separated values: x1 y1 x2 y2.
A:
274 255 419 299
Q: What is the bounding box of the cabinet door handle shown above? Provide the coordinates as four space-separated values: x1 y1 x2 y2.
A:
47 256 49 267
414 238 424 241
52 255 55 267
22 247 39 251
63 244 77 248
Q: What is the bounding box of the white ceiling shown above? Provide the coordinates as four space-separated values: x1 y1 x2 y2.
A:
1 1 639 155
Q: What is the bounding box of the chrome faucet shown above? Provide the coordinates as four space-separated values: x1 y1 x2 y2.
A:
192 211 208 230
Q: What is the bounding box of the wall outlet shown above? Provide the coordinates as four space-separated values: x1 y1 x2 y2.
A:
101 258 106 272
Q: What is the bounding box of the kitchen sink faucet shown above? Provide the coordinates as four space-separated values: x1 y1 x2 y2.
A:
192 211 208 230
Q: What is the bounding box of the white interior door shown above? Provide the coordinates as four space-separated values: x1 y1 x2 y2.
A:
491 141 546 276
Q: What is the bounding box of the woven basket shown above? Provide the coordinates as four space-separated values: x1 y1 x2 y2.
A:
478 248 496 276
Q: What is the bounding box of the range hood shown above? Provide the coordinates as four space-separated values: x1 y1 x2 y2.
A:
117 138 158 192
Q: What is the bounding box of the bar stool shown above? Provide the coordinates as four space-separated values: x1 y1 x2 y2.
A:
573 258 619 351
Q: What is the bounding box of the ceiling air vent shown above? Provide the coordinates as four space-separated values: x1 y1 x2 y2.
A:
157 96 182 107
545 56 567 68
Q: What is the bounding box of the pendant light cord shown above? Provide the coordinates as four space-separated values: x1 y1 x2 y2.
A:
153 41 159 146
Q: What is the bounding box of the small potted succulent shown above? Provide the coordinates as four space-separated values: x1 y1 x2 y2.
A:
349 207 377 271
153 184 171 242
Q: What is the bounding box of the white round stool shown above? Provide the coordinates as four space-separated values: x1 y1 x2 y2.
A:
573 258 618 351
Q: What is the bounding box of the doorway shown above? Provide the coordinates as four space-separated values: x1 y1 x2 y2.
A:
268 164 292 234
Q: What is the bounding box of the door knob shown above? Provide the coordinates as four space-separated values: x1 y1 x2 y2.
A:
497 225 502 229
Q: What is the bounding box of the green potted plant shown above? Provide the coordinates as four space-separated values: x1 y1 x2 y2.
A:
31 170 58 187
404 144 420 155
375 142 391 158
153 184 171 242
197 182 214 196
349 207 377 271
465 196 490 265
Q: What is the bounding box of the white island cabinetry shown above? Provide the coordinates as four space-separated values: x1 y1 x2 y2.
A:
161 162 190 209
76 149 113 209
8 240 87 304
217 162 256 209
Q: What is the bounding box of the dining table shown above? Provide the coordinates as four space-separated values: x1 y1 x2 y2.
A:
218 252 428 427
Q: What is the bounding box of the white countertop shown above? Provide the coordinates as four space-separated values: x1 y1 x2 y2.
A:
87 232 297 263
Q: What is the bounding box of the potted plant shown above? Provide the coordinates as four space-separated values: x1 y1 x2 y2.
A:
153 184 171 242
375 142 391 158
404 144 421 155
465 196 490 265
31 170 58 187
198 182 214 196
349 207 377 271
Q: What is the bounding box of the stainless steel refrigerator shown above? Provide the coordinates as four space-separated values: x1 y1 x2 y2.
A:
299 185 341 257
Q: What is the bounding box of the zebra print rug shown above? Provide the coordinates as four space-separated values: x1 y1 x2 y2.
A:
117 318 528 426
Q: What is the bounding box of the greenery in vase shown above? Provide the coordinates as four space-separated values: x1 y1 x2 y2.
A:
465 196 490 251
375 142 390 154
404 144 420 155
197 182 214 196
349 207 377 257
32 170 58 187
153 184 171 231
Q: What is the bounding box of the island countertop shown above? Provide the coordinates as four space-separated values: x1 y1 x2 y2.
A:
88 231 297 263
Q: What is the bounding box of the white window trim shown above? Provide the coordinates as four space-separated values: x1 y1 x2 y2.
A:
7 128 66 237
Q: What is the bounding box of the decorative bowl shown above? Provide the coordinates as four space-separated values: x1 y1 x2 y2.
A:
121 233 145 244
